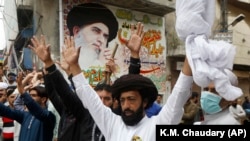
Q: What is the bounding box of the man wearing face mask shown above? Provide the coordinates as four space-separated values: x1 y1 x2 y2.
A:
175 0 244 125
66 3 118 70
198 69 243 125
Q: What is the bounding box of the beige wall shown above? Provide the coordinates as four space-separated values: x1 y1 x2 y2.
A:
229 6 250 66
234 70 250 98
33 0 60 69
216 2 250 98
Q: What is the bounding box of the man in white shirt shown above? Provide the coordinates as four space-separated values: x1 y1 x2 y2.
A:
60 35 193 141
197 70 243 125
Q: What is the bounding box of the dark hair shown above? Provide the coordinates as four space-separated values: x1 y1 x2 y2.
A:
67 3 118 43
245 96 249 102
191 92 199 98
6 86 17 97
7 72 16 77
112 74 158 109
157 94 163 97
29 86 48 98
94 83 112 92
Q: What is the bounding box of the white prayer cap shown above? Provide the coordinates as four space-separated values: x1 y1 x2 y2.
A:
0 82 8 89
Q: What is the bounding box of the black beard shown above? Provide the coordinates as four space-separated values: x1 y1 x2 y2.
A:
121 104 144 126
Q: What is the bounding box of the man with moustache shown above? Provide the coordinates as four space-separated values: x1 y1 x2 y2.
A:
197 77 244 125
66 3 118 70
61 25 193 141
0 82 8 104
0 80 56 141
28 21 145 141
2 86 21 141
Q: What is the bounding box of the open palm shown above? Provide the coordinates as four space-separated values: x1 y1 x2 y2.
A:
126 22 144 54
28 35 52 63
62 36 80 66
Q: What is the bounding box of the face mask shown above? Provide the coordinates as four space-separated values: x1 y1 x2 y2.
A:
200 91 222 114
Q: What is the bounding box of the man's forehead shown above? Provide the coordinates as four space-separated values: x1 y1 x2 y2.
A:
120 91 140 98
8 94 16 97
208 83 215 88
96 90 112 96
204 83 215 89
29 92 38 95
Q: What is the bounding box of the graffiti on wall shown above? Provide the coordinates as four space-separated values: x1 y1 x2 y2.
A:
62 1 167 93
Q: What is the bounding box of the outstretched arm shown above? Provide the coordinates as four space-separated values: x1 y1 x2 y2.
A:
182 57 192 76
28 35 89 118
62 36 82 76
158 57 193 124
29 35 54 68
14 72 35 111
16 72 56 126
63 35 116 137
126 22 144 59
126 22 144 74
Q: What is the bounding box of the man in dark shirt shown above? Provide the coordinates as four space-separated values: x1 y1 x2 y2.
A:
28 21 144 140
0 82 55 141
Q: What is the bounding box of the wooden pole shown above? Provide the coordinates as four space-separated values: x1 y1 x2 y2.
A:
105 42 118 85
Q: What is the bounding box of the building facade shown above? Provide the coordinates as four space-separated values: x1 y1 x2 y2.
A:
2 0 250 103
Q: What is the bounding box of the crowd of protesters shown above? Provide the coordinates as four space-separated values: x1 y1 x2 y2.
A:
0 1 247 141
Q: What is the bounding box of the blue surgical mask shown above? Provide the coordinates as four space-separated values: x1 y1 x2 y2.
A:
200 91 222 114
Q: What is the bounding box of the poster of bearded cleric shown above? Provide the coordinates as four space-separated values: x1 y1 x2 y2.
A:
61 1 167 93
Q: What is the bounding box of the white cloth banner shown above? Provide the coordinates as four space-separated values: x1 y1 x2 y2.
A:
175 0 243 101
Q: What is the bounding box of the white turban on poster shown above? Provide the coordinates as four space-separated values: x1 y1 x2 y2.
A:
175 0 242 101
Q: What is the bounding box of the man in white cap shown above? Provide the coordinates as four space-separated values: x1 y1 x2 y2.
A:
0 82 8 104
0 82 8 141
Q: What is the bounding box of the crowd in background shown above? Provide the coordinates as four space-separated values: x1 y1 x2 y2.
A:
0 1 248 141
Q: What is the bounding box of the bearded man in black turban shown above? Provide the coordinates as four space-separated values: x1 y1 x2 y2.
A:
112 74 158 125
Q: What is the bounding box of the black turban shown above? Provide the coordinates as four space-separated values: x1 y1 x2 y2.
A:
67 3 118 43
112 74 158 109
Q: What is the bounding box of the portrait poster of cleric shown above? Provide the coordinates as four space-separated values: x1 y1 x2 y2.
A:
61 0 167 93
